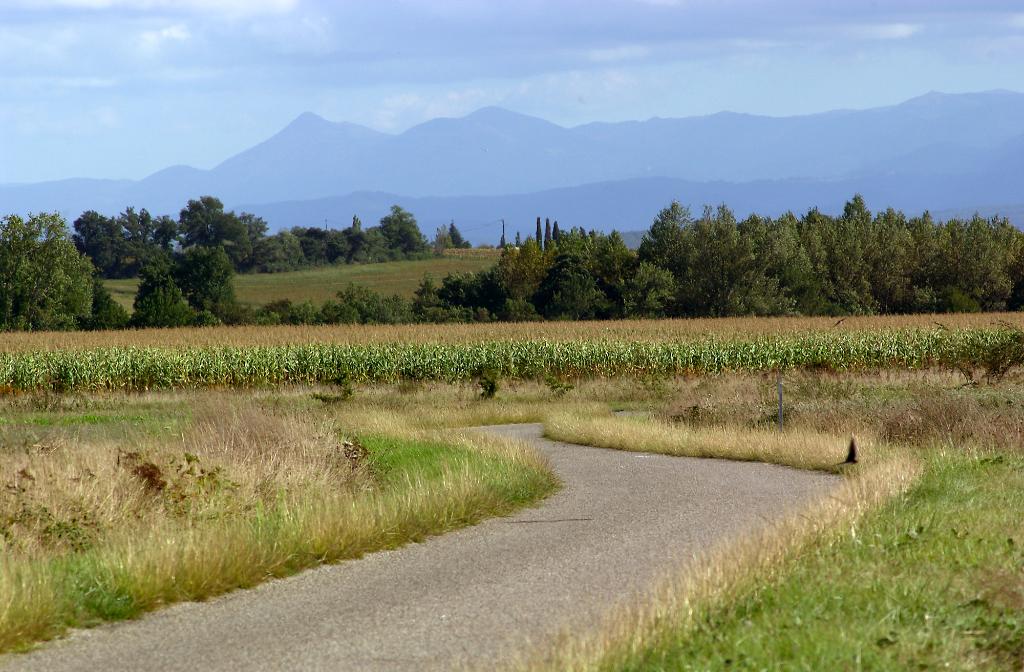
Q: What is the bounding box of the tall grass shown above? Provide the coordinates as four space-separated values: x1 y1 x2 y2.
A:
2 327 1023 392
3 312 1024 353
0 398 557 652
545 413 859 472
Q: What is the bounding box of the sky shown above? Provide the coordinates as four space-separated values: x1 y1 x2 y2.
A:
2 0 1024 184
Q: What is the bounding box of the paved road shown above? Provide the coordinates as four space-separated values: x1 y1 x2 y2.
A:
1 424 838 672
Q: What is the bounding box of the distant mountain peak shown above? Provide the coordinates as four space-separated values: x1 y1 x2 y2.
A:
901 89 1024 107
465 105 527 119
283 110 329 130
462 105 563 128
278 111 384 137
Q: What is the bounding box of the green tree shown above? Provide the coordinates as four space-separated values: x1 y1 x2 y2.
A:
131 255 194 328
763 212 823 315
433 226 453 254
335 283 413 324
933 215 1015 312
448 222 470 248
72 211 123 277
587 231 636 318
0 213 94 331
83 276 129 330
496 237 550 302
379 205 428 257
638 201 691 281
178 196 254 269
324 230 350 264
623 262 676 318
863 208 916 313
535 252 608 320
174 246 236 318
250 232 305 273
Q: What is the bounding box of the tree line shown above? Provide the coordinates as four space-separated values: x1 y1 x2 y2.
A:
72 196 469 279
259 195 1024 325
1 194 1022 331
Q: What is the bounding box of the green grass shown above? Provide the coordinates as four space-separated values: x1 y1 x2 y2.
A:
612 451 1024 671
104 255 498 310
0 413 149 427
0 401 189 450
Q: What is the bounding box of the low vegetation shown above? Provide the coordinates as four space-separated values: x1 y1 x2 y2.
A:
2 339 1022 668
0 390 557 652
545 414 853 472
526 372 1024 671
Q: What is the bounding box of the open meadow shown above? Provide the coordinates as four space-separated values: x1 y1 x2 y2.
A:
1 316 1022 669
102 252 499 311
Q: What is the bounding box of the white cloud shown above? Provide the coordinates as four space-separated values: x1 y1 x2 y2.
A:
370 87 494 131
139 23 190 53
848 23 921 40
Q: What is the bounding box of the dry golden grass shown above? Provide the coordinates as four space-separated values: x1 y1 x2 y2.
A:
661 369 1024 453
545 412 864 472
0 389 558 652
3 312 1023 352
0 400 359 558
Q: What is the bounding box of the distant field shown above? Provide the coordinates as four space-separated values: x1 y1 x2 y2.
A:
104 253 499 310
3 312 1023 352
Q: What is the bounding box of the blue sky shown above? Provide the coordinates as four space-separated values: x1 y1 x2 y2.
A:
3 0 1023 183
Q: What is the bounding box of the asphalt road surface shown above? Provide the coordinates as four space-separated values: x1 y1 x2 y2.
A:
1 423 838 672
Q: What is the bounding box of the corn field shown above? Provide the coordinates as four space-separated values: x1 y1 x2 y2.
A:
3 313 1024 353
1 328 1022 393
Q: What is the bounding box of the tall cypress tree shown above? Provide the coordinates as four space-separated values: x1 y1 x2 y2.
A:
552 220 561 241
544 218 552 249
535 217 542 244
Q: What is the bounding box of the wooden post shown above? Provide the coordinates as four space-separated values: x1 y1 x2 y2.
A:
777 370 783 432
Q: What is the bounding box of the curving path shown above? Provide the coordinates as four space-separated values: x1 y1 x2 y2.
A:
1 424 838 672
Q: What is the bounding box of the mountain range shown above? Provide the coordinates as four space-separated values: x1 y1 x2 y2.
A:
2 89 1023 245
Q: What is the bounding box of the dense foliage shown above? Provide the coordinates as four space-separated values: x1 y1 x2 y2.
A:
257 195 1024 326
4 193 1024 332
411 196 1024 322
0 214 96 331
73 198 439 277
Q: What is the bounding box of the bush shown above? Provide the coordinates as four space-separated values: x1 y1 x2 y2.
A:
478 368 499 399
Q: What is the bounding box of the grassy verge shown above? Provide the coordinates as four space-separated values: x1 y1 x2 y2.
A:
551 449 1022 671
0 392 557 653
529 373 1024 671
545 412 857 472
